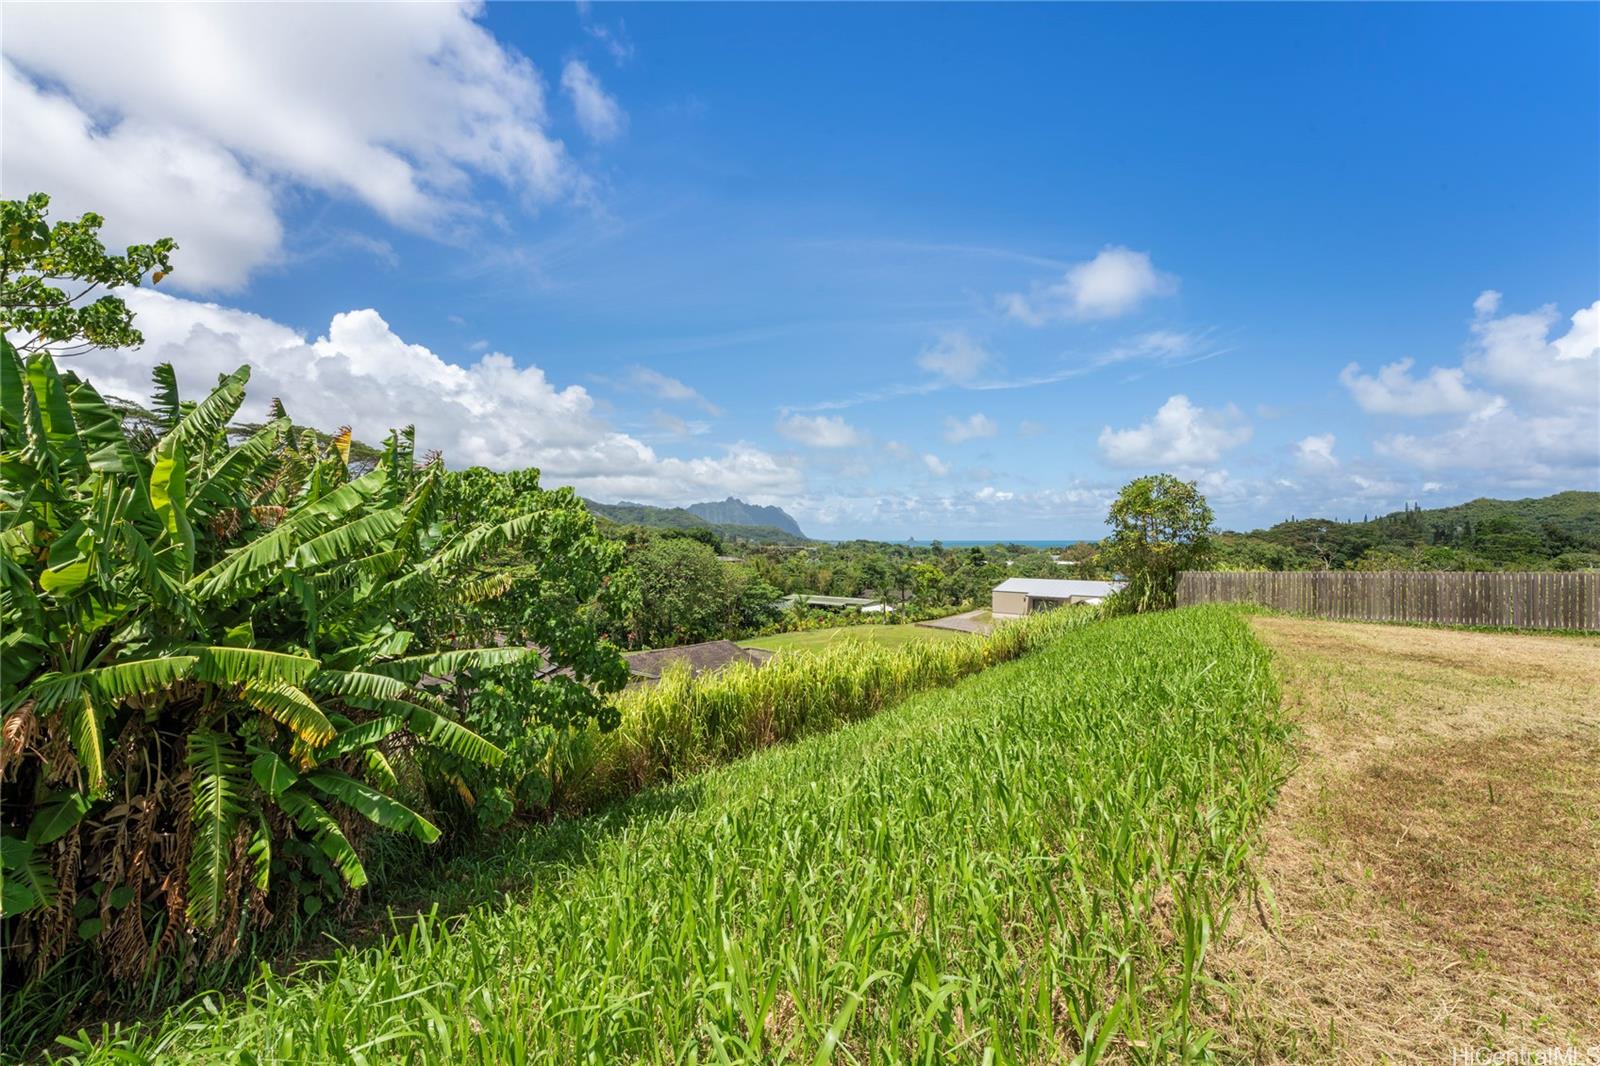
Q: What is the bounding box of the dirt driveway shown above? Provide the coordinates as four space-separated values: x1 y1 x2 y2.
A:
918 608 995 635
1211 618 1600 1062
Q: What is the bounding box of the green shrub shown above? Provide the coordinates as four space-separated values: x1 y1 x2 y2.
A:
0 341 623 1026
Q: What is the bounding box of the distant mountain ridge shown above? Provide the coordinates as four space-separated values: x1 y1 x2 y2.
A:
583 497 809 545
686 497 806 538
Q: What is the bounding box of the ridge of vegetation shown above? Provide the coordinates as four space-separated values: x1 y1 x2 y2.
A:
1213 490 1600 571
583 498 811 546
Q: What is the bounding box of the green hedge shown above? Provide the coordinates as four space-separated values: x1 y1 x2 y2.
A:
559 606 1098 808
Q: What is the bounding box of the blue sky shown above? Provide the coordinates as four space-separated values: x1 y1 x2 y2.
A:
4 2 1596 538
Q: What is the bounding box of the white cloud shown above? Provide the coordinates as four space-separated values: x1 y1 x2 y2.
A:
1097 395 1252 468
916 331 991 381
1360 292 1599 487
1466 295 1599 408
2 4 585 291
625 366 721 415
1018 420 1046 438
922 454 950 477
1375 406 1598 486
2 64 282 292
561 59 626 142
1000 246 1175 325
76 290 799 504
776 413 868 449
1338 358 1496 416
1295 434 1339 469
942 413 998 444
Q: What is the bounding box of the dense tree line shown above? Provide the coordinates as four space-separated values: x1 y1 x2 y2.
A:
1211 493 1600 572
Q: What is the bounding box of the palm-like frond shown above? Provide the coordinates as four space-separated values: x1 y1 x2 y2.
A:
65 692 105 795
185 730 246 928
405 705 506 767
273 789 367 889
247 813 271 894
149 435 195 575
188 468 390 602
24 351 89 477
291 507 405 571
0 836 57 916
159 365 248 457
305 769 440 843
193 646 319 687
368 646 536 684
192 416 288 511
149 363 181 431
318 713 407 759
241 680 335 748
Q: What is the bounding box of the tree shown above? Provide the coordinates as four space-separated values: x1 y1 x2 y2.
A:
1100 474 1215 612
628 537 729 647
1 193 176 357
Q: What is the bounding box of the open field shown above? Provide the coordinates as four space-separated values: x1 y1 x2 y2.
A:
738 622 969 652
44 606 1288 1063
1211 617 1600 1061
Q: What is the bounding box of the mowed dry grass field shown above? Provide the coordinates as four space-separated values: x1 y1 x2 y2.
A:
1211 617 1600 1062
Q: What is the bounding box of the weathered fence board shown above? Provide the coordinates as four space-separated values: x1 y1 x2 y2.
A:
1176 571 1600 632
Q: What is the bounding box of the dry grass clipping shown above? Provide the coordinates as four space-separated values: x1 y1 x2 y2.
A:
1209 618 1600 1062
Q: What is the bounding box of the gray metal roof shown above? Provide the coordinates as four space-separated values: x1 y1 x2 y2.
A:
992 578 1121 598
623 640 769 682
776 594 882 608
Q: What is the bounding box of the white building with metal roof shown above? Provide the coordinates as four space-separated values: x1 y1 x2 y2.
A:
991 577 1122 617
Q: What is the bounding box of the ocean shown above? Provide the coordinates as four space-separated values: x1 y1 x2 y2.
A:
900 538 1087 548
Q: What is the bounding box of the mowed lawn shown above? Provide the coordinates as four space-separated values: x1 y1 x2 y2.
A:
53 606 1288 1063
1210 617 1600 1061
739 622 969 653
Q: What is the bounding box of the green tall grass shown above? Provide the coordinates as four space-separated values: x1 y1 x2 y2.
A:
563 607 1095 808
45 605 1287 1064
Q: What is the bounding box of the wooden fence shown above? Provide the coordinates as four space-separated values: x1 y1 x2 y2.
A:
1176 570 1600 631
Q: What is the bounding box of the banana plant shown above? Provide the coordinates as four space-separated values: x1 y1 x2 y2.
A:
0 338 539 973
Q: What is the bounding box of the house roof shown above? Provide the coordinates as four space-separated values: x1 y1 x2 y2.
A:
622 639 771 681
992 577 1122 598
776 594 882 609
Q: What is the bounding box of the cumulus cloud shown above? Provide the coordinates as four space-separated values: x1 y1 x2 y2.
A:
2 65 283 292
1374 406 1598 487
1097 395 1252 468
942 413 998 444
922 454 951 477
1338 358 1497 416
76 290 799 504
2 4 586 291
776 413 868 449
916 331 991 381
561 59 627 142
1295 433 1338 469
1000 246 1176 325
1360 292 1599 487
1465 293 1599 408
